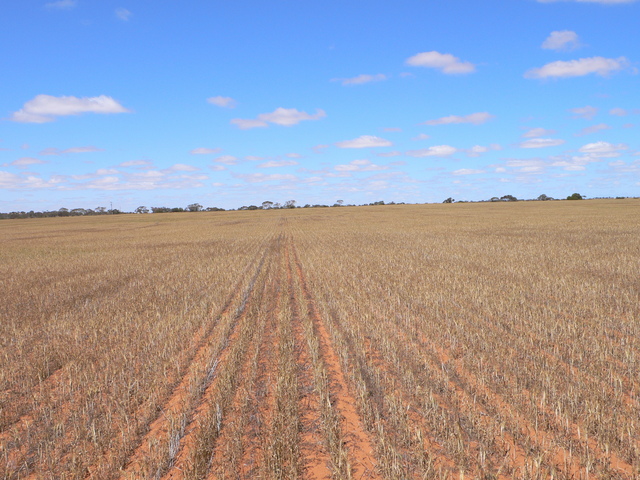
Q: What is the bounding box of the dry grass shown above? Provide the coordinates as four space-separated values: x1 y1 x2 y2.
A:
1 200 639 479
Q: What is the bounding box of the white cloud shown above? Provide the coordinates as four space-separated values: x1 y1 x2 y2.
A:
190 147 222 155
119 159 152 167
412 133 431 141
335 159 388 172
383 127 402 132
231 107 326 129
207 96 236 108
405 51 476 74
423 112 494 126
519 138 566 148
406 145 458 157
39 146 103 155
466 144 501 157
214 155 238 165
609 108 628 116
579 141 627 157
45 0 76 9
542 31 581 51
259 108 326 126
115 8 132 21
525 56 629 79
210 165 226 171
523 127 557 138
231 118 268 129
506 159 547 173
4 157 47 168
335 135 392 148
334 74 387 86
571 105 598 119
286 153 303 158
576 123 611 135
10 94 130 123
313 144 329 153
234 173 298 183
453 169 485 175
376 151 402 157
258 160 299 168
168 163 199 171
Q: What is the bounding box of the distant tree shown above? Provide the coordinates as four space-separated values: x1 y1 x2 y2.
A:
500 195 517 202
135 206 150 214
58 208 70 217
567 193 583 200
262 201 274 209
537 194 553 201
303 204 311 208
442 197 454 204
336 199 344 206
284 200 296 209
70 208 87 216
95 206 107 214
171 207 185 212
247 205 259 210
371 200 385 206
187 203 203 212
490 197 500 202
273 202 282 209
205 206 225 211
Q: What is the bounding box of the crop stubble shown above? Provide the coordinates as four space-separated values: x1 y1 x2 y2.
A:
2 200 639 479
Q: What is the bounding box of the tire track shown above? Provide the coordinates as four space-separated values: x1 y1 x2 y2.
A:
205 239 283 479
162 233 281 480
290 241 380 479
118 237 272 479
285 237 331 480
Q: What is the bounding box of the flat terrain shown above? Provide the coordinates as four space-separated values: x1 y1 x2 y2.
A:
1 200 639 479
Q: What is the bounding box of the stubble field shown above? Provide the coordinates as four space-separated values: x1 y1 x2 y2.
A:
1 200 639 479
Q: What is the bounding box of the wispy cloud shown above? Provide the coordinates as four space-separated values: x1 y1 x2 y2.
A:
522 127 557 138
258 160 299 168
452 169 485 175
3 157 47 168
525 56 628 79
214 155 239 165
405 51 476 74
207 96 236 108
542 30 581 51
335 159 388 172
45 0 77 10
422 112 494 126
335 135 392 148
406 145 457 157
115 8 132 21
518 138 566 148
609 108 627 116
10 94 130 123
190 147 222 155
575 123 611 135
39 146 103 155
333 74 388 86
231 107 326 129
571 105 598 119
234 173 298 183
579 141 627 157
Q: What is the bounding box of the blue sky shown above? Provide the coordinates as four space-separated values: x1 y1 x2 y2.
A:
1 0 639 211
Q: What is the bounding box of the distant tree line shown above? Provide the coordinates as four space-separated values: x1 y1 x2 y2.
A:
1 194 634 220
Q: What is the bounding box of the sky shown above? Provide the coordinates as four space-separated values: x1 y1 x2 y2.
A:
1 0 639 212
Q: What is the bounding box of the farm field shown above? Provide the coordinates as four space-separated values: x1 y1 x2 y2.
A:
1 200 640 479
